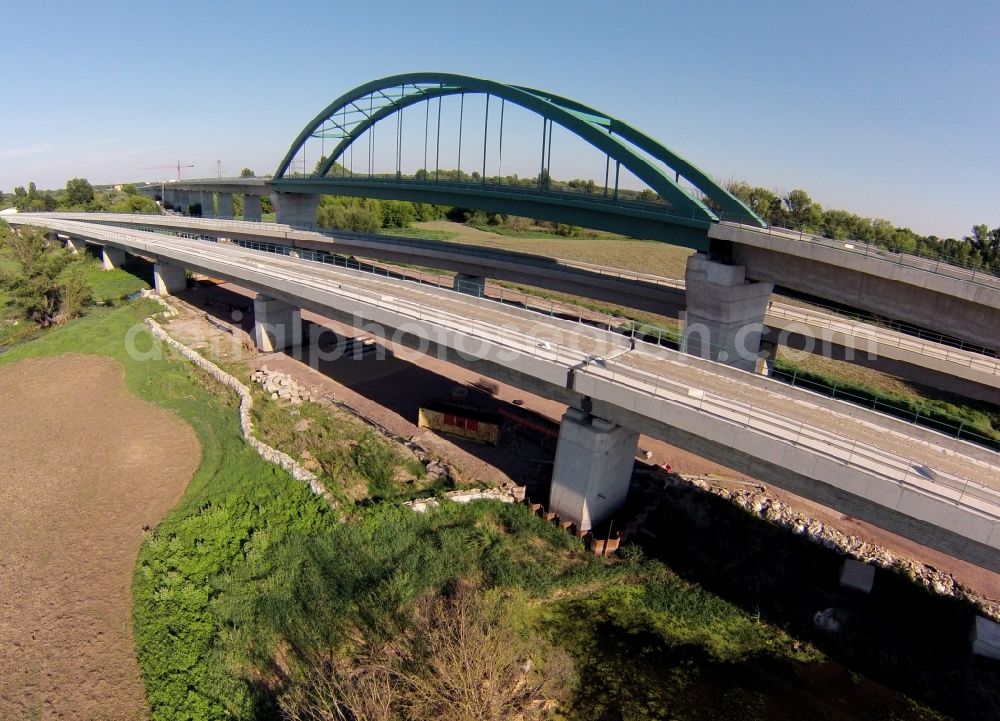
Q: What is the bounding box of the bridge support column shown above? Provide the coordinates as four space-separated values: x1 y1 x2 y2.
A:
102 246 127 271
272 192 319 227
453 273 486 297
681 253 773 372
200 191 214 217
153 262 186 296
162 188 176 209
253 294 302 352
65 236 88 255
217 192 234 218
243 194 262 221
548 407 639 532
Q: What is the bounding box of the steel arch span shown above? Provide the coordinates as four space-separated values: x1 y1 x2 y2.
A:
273 72 765 245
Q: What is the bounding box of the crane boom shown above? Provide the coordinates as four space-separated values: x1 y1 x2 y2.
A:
137 160 194 181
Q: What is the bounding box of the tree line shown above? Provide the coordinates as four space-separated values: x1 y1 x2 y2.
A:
1 178 160 214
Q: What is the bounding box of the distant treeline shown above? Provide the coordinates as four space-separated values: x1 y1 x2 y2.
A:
0 179 159 214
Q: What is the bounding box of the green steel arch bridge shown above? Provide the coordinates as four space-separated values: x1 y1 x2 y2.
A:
268 72 765 249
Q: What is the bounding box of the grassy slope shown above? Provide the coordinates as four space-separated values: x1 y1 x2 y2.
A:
0 289 831 721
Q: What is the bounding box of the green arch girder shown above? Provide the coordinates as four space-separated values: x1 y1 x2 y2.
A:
274 72 765 227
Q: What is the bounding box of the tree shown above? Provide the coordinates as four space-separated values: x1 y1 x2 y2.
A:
65 177 95 207
966 224 1000 268
240 167 255 178
784 189 822 230
0 227 91 326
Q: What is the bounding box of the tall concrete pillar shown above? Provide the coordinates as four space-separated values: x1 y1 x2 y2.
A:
548 407 639 532
180 191 194 215
217 192 234 218
453 273 486 297
243 193 262 221
200 191 214 217
271 192 319 227
163 188 177 209
253 294 302 352
102 246 127 271
65 236 88 255
681 253 773 372
153 262 186 296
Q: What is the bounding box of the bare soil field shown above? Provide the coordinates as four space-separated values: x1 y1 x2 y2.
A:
0 355 200 721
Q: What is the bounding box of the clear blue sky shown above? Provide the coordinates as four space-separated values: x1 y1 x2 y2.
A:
1 0 996 238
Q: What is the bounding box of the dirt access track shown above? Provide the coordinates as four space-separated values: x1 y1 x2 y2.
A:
0 355 200 721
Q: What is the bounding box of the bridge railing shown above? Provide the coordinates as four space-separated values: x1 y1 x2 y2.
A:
764 302 1000 375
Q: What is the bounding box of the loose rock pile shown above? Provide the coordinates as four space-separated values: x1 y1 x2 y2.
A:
675 474 1000 621
252 366 321 405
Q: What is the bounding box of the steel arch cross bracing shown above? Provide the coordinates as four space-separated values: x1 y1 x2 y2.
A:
274 72 766 230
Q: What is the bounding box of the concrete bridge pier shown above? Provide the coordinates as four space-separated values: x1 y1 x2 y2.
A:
65 236 88 255
217 192 234 218
162 188 176 209
548 407 639 532
681 253 773 373
253 294 302 352
453 273 486 297
153 262 186 296
243 194 262 221
101 246 127 271
200 191 214 217
272 192 319 227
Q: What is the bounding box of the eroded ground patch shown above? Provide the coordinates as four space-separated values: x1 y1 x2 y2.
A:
0 355 199 721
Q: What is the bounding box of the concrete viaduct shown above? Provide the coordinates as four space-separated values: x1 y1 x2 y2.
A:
7 213 1000 575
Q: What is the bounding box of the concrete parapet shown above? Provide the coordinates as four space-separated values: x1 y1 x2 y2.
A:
102 246 127 271
548 407 639 531
253 293 302 352
153 262 186 296
682 253 773 371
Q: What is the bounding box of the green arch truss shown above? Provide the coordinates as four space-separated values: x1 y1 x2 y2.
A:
274 72 765 228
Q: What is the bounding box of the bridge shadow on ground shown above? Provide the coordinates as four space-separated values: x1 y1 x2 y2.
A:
183 281 558 495
635 486 1000 721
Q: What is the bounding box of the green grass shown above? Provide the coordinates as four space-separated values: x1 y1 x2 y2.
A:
380 226 458 241
67 257 151 304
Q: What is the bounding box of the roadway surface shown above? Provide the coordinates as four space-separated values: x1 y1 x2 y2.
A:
34 213 1000 387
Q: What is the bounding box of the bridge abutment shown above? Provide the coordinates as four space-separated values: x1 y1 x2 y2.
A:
153 262 187 296
217 192 234 218
243 194 262 221
102 246 127 271
681 253 773 373
272 192 319 227
548 407 639 532
453 273 486 297
253 294 302 352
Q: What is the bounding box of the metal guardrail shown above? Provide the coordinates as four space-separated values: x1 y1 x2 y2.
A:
765 303 1000 376
12 214 1000 517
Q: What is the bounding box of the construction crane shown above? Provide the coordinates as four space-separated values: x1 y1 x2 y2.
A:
138 160 194 181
